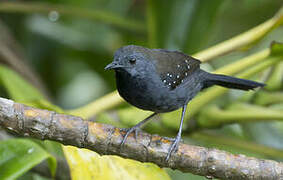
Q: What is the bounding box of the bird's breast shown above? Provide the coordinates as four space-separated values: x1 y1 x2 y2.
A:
115 71 190 113
116 71 150 107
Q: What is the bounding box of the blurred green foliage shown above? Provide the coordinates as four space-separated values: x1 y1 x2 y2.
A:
0 0 282 179
0 139 56 179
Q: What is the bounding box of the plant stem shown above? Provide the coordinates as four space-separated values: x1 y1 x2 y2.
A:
264 62 283 91
66 6 282 118
0 2 145 32
213 50 270 74
192 132 283 159
67 91 123 119
254 91 283 106
193 7 283 62
198 103 283 128
160 52 278 130
186 56 281 119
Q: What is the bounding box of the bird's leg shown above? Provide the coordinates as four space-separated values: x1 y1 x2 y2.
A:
162 136 184 143
165 104 187 161
121 112 158 146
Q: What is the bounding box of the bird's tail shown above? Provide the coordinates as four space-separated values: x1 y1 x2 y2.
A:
202 72 265 90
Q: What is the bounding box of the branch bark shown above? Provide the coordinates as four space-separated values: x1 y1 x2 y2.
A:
0 97 282 180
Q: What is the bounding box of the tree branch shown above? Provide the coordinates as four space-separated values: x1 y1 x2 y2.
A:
0 97 282 179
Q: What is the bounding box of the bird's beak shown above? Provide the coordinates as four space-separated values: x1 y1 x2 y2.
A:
104 62 124 70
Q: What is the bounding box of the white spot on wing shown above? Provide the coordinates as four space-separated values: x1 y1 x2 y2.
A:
7 127 13 131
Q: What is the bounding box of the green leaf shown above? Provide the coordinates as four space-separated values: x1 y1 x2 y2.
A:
18 172 51 180
183 0 224 53
146 0 224 52
63 146 170 180
194 7 283 62
0 139 56 180
147 0 197 49
0 65 63 112
0 65 44 102
0 2 144 32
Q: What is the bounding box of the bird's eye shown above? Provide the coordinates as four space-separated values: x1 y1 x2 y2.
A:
129 58 136 64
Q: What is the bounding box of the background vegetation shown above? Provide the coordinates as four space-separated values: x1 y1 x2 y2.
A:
0 0 282 179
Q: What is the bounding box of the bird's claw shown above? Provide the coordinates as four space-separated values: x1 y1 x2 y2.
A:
163 136 184 143
165 136 181 161
120 127 141 146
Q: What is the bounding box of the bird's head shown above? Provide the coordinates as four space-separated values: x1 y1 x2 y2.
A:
105 45 153 75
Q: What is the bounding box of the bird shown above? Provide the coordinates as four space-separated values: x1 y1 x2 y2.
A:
105 45 265 161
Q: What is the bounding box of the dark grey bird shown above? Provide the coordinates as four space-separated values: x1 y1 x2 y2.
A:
105 45 265 160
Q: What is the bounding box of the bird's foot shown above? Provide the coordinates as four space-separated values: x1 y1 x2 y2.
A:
120 127 141 146
163 136 184 143
165 135 182 161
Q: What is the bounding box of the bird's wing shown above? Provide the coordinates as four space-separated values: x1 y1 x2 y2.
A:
151 49 201 90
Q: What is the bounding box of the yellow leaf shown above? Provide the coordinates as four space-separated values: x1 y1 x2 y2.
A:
63 146 171 180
